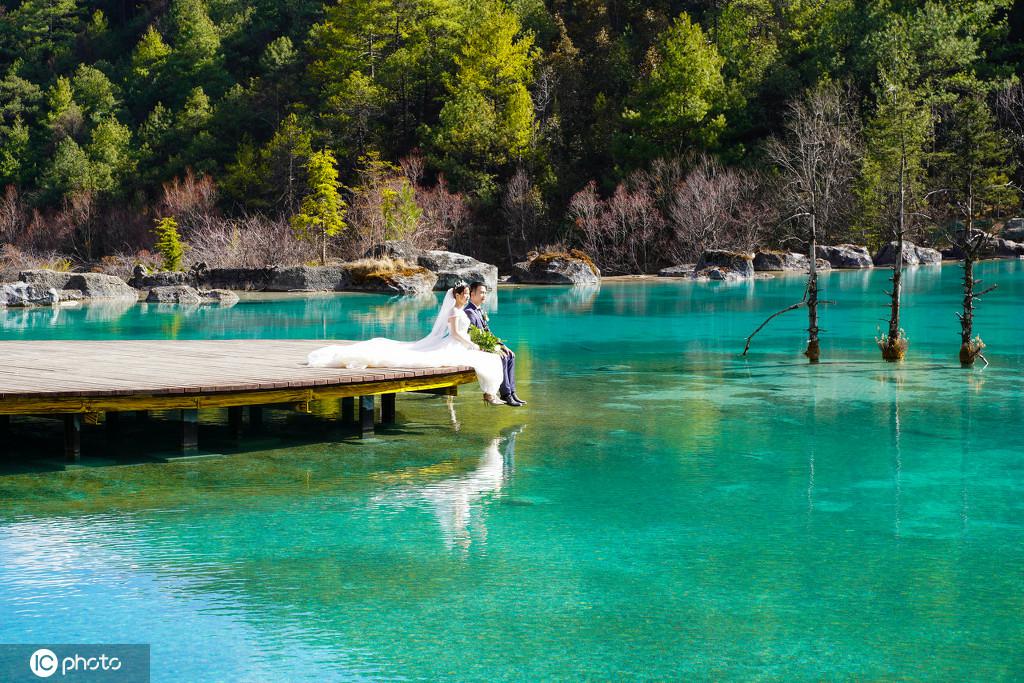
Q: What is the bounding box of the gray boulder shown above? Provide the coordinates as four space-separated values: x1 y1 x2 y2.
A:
696 250 755 278
266 265 351 292
128 264 191 289
0 282 59 306
19 270 138 300
873 241 943 266
1003 218 1024 242
146 285 242 305
753 251 809 271
510 252 601 285
815 244 873 268
197 267 279 291
369 241 499 291
199 289 240 305
690 267 748 282
658 264 696 277
345 265 438 295
417 250 499 292
146 285 204 304
915 246 942 264
995 237 1024 257
943 232 1024 259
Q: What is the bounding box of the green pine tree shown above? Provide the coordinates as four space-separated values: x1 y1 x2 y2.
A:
154 216 185 271
290 149 347 265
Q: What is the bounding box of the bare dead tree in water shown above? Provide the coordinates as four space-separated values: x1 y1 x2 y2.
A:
743 83 860 361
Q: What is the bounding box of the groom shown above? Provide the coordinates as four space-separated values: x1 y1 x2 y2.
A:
465 282 526 407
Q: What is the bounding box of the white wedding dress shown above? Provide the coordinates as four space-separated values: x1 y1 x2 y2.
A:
306 289 503 396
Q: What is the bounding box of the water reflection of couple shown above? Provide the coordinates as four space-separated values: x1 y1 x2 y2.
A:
376 425 524 551
307 282 526 407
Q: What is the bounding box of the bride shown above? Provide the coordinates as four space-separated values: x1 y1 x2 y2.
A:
306 283 507 405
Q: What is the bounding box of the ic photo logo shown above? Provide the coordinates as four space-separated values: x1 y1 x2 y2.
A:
28 649 58 678
28 647 124 678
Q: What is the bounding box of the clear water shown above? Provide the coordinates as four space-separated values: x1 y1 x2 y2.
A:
1 261 1022 681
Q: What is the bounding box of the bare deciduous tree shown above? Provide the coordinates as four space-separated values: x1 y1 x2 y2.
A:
665 155 766 263
745 83 861 362
501 167 544 264
570 180 666 274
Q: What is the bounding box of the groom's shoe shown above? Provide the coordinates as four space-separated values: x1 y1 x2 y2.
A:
510 392 527 406
500 393 522 407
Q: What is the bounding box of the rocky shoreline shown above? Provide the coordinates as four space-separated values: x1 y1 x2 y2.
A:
3 233 1022 308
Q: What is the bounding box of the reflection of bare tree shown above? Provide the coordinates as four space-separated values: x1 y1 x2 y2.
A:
374 426 525 551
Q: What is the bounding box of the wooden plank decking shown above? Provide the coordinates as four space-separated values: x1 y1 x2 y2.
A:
0 340 477 458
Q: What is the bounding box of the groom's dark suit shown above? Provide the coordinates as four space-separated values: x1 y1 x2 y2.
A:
464 301 516 398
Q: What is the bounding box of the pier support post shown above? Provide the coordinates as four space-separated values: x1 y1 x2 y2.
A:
181 409 198 453
381 393 396 425
247 406 264 435
64 414 81 461
228 406 244 441
105 412 121 446
0 415 9 455
358 395 375 438
341 397 355 424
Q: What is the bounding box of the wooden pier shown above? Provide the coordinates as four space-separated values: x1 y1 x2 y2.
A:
0 340 477 460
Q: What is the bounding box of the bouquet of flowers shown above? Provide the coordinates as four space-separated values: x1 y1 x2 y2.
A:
469 325 503 353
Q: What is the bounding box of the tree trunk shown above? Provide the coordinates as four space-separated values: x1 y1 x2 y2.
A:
805 214 820 363
883 154 907 362
959 255 976 366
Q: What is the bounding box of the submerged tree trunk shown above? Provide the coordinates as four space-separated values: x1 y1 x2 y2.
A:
959 254 976 366
805 214 820 363
882 155 908 362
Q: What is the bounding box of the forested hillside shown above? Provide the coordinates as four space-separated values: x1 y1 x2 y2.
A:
1 0 1022 272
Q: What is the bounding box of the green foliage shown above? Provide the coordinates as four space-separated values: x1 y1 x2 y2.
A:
428 1 537 198
154 216 185 271
382 180 422 240
622 12 726 163
290 149 347 264
469 324 502 352
0 0 1018 264
934 92 1016 229
857 28 933 249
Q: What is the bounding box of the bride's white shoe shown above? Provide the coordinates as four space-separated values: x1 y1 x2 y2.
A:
483 393 505 406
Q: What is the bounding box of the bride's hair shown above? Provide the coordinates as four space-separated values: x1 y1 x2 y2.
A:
452 283 469 296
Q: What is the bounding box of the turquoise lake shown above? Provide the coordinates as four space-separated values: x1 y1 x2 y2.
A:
1 260 1022 681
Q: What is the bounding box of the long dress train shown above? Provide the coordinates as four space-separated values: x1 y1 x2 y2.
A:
306 291 503 396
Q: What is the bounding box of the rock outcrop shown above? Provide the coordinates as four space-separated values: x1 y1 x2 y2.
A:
128 265 191 289
146 285 204 304
510 250 601 285
753 250 833 272
1002 217 1024 242
873 241 943 266
145 285 240 305
0 281 89 307
369 241 499 291
265 265 350 292
658 264 695 277
815 244 873 268
19 270 138 300
696 250 755 277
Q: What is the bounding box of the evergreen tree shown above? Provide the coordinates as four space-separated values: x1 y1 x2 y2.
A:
154 216 185 271
290 149 347 264
428 1 536 199
623 12 726 164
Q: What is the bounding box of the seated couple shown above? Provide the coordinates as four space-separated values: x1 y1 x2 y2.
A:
306 281 526 407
